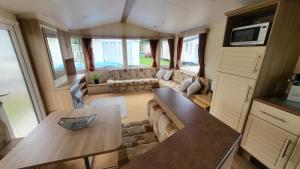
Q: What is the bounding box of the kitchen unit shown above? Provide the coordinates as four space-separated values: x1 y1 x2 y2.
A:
210 0 300 133
241 99 300 169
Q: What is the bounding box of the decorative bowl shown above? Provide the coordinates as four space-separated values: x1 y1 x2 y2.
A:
57 114 96 130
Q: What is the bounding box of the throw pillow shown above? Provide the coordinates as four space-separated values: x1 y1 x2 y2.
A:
155 69 166 79
179 78 193 91
187 80 202 97
163 70 173 80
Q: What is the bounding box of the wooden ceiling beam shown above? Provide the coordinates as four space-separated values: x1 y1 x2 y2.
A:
120 0 136 23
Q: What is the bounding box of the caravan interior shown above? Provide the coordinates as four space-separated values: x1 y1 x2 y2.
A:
0 0 300 169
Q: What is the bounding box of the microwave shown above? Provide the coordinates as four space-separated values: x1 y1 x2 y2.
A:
230 22 270 46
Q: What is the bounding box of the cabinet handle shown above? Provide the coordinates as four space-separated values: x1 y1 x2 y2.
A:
253 55 261 73
245 86 251 102
259 110 287 123
281 139 291 158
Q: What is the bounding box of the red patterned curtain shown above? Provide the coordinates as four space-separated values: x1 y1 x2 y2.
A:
149 39 159 68
175 37 183 69
168 39 175 69
198 33 208 77
82 38 95 71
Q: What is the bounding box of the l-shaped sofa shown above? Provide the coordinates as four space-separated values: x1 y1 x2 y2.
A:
105 67 211 97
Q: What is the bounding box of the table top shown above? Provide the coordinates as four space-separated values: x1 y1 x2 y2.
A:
122 88 241 169
0 105 122 169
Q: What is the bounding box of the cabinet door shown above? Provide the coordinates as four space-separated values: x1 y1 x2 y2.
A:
218 47 266 79
210 72 256 132
286 139 300 169
241 115 297 169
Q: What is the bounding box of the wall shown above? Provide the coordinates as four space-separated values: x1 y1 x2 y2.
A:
204 22 226 81
71 22 174 39
0 8 17 23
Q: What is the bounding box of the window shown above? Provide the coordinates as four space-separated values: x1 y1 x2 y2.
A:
71 37 85 71
160 40 170 67
180 35 199 72
126 40 152 67
92 39 123 68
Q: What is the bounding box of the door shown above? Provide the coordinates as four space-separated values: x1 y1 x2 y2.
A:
241 115 297 169
210 72 256 132
218 47 266 79
0 24 39 138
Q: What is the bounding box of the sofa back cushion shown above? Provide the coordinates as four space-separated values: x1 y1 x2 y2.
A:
195 77 211 94
109 68 157 80
171 70 194 84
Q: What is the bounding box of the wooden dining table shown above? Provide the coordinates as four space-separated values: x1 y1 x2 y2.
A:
0 104 122 169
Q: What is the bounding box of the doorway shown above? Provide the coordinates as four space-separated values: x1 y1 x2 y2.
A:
0 23 40 138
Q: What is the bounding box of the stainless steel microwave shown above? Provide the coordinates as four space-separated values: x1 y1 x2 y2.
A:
230 22 270 46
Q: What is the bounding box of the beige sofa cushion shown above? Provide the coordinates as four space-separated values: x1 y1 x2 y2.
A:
157 115 178 142
152 108 164 136
171 70 194 84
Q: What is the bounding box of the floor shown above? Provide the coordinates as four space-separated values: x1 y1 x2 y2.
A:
40 91 154 169
40 91 256 169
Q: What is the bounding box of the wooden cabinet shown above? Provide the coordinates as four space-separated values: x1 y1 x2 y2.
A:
210 72 256 132
58 30 73 60
218 47 266 79
241 114 297 169
241 101 300 169
286 139 300 169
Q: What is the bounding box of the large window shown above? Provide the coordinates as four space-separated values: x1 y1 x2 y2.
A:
160 40 170 67
180 35 199 72
71 37 85 71
126 40 152 67
92 39 123 68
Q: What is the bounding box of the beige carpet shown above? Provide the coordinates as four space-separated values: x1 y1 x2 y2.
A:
40 91 153 169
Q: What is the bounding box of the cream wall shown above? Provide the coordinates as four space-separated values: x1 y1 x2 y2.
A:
71 22 174 39
204 22 226 81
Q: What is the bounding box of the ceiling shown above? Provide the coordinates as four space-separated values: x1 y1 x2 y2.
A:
0 0 261 33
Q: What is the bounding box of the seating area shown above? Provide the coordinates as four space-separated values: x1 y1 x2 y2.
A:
118 99 178 166
104 67 211 99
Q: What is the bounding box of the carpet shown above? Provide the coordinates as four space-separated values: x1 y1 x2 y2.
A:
90 96 128 118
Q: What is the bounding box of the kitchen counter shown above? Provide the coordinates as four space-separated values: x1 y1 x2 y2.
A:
122 88 241 169
254 97 300 117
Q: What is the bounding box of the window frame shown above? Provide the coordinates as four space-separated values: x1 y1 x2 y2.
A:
92 38 125 70
179 35 200 74
70 37 86 72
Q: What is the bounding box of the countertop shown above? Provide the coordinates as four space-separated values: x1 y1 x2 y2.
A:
122 88 241 169
254 97 300 117
55 74 86 90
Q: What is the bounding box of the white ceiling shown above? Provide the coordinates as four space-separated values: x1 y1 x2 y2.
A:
0 0 261 33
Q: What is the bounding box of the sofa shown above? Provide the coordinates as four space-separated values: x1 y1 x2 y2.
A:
107 68 159 92
118 99 178 166
106 67 211 97
158 69 211 97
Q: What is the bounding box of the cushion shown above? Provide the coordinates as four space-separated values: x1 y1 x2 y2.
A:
187 80 202 97
155 69 166 79
157 115 178 142
179 78 193 91
163 70 173 81
153 108 164 136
